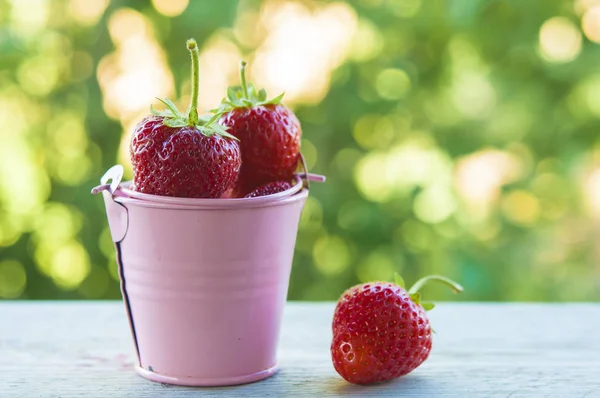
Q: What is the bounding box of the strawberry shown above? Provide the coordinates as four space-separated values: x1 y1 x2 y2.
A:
130 39 241 198
331 274 463 385
244 181 293 198
217 61 301 194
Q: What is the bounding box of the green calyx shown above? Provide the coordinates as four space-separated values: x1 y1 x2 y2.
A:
215 60 284 112
394 273 463 312
150 38 236 140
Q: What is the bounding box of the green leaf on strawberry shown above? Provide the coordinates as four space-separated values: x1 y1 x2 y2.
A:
407 274 463 311
408 275 464 295
215 61 285 112
394 272 406 289
149 39 237 141
408 292 436 311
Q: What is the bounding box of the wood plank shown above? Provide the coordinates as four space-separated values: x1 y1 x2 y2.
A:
1 302 599 397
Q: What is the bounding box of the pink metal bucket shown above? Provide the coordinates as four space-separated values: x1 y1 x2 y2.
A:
92 165 324 386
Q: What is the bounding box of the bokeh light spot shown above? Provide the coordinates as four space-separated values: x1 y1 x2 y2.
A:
99 36 173 119
17 57 60 96
108 8 148 45
355 153 392 202
375 68 411 100
68 0 109 25
350 19 384 62
465 218 501 242
451 73 496 119
399 220 434 252
49 241 91 290
299 197 323 232
388 0 421 17
313 235 350 276
253 1 357 104
56 154 91 185
353 114 395 150
575 74 600 117
34 243 54 276
301 138 318 170
582 6 600 42
455 149 522 210
151 0 189 17
0 134 50 216
355 139 453 203
0 215 22 247
50 113 88 156
356 250 398 282
531 172 569 220
502 190 541 226
413 185 457 224
584 167 600 218
33 203 82 247
233 7 262 48
0 260 27 299
575 0 600 15
9 0 48 34
539 17 582 63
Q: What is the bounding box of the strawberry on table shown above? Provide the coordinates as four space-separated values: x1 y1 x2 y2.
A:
331 274 463 385
130 39 241 198
218 61 301 194
244 181 293 198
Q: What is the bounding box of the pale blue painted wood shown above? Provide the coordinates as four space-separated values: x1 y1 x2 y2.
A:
1 302 599 397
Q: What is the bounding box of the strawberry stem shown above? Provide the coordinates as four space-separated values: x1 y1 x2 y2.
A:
187 38 199 126
408 275 463 295
240 60 249 99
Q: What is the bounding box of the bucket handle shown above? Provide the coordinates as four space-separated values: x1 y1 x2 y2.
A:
91 166 141 366
91 165 125 197
298 153 326 190
91 165 129 243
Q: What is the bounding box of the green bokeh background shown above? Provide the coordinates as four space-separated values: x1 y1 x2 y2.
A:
1 0 599 301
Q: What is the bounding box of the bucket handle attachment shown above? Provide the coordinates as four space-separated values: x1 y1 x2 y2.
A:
91 166 141 365
91 165 129 243
298 153 326 190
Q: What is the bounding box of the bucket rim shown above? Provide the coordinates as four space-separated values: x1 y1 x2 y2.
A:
119 175 304 206
114 185 309 210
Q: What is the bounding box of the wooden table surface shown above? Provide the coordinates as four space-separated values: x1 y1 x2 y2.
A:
1 302 599 397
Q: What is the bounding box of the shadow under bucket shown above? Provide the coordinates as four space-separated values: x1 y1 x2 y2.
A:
92 165 324 386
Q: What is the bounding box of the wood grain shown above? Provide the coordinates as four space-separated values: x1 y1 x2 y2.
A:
1 302 599 397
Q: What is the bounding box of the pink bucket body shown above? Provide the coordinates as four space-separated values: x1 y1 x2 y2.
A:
97 172 308 386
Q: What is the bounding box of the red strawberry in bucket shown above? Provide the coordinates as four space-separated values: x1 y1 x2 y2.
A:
331 274 463 385
130 39 241 198
244 181 293 198
218 61 301 195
